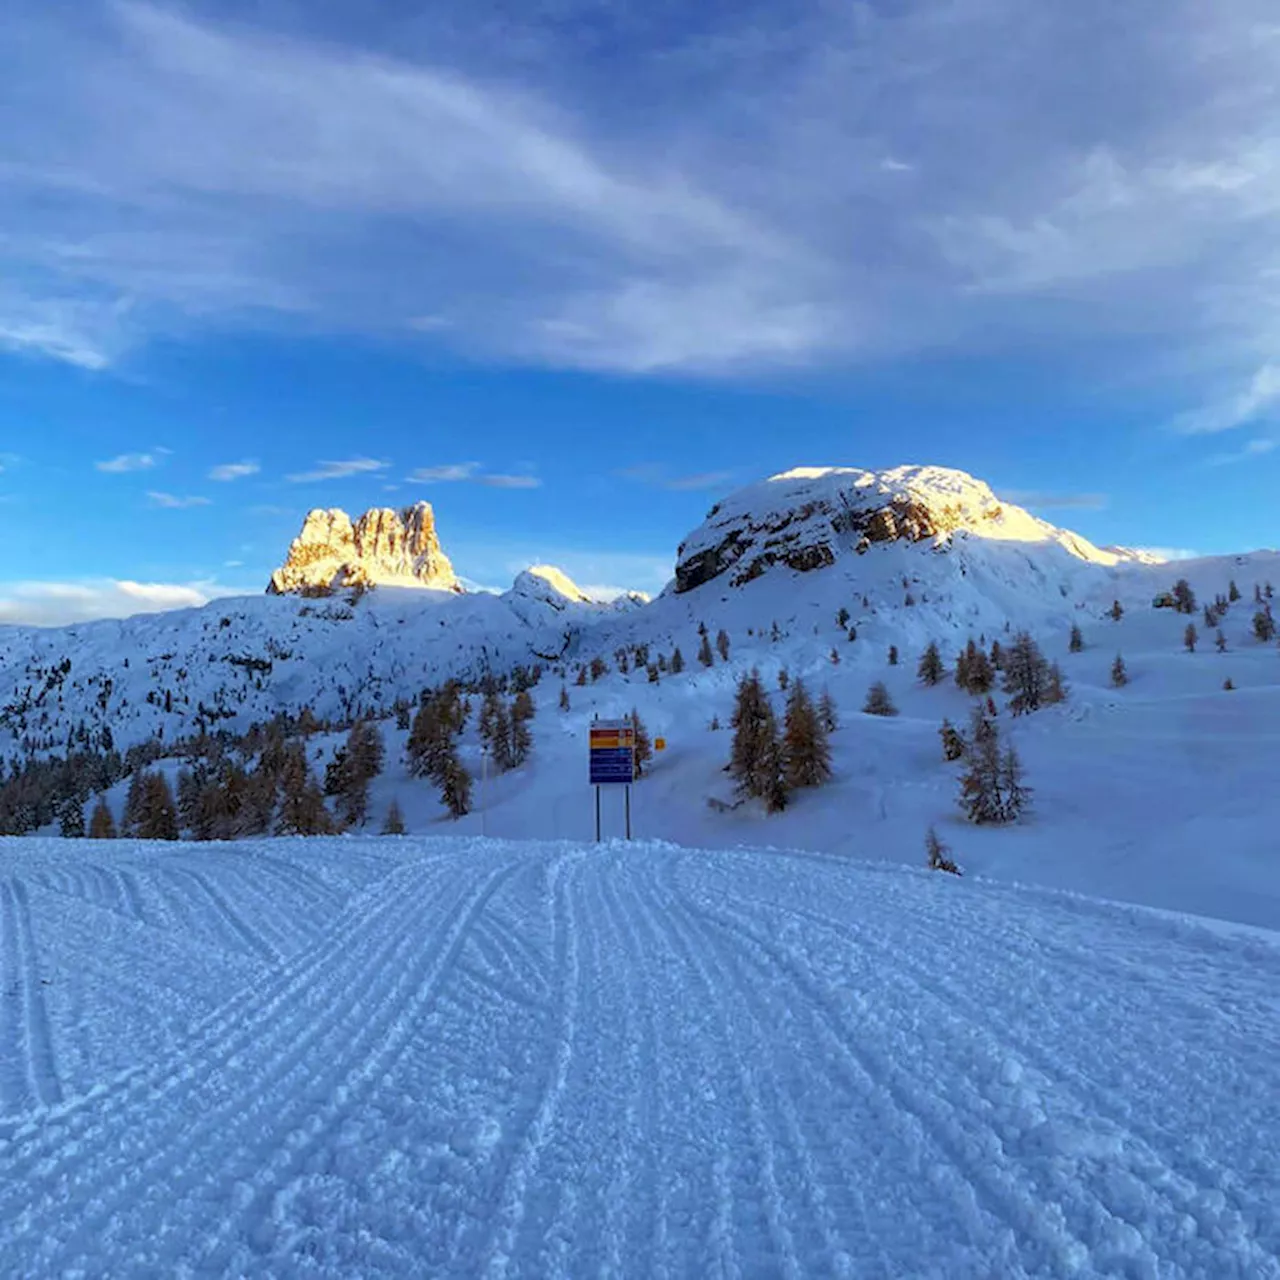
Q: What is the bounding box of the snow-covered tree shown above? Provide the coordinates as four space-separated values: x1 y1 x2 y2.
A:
58 795 84 838
863 681 897 717
1003 631 1052 715
1173 578 1196 614
88 796 117 839
630 708 652 778
939 718 966 761
1184 623 1198 653
381 798 406 835
729 669 787 812
1111 654 1128 687
818 689 838 733
917 641 945 686
1069 623 1084 653
784 679 832 790
925 826 960 875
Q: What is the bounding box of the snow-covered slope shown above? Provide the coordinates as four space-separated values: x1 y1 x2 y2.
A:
2 835 1278 1276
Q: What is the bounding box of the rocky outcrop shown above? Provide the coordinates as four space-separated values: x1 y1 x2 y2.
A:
267 502 460 596
673 465 1117 593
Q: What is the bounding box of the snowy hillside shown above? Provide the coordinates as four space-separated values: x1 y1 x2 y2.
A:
2 835 1278 1276
4 463 1271 757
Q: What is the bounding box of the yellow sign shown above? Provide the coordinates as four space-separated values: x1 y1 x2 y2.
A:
654 737 666 751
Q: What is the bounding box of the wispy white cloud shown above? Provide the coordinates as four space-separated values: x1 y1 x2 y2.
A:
147 490 211 508
1206 437 1277 467
5 0 1280 409
407 463 541 488
1174 365 1280 435
286 458 388 483
0 576 246 626
96 450 159 473
208 459 260 481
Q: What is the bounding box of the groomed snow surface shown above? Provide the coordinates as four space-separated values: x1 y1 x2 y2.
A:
2 836 1279 1277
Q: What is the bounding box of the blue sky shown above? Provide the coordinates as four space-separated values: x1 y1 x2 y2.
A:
2 0 1279 623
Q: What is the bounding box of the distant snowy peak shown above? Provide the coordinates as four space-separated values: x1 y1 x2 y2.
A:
509 565 595 608
267 502 461 596
674 464 1121 593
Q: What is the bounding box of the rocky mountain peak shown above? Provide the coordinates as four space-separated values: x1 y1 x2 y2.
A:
673 464 1118 593
267 501 460 596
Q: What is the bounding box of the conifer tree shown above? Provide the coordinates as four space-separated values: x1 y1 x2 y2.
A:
1184 623 1198 653
1216 629 1227 653
957 709 1027 824
88 795 117 839
999 744 1030 821
1069 623 1084 653
509 704 532 768
58 795 85 838
276 744 333 835
784 679 832 790
729 669 787 810
488 699 514 772
837 606 850 628
1045 662 1068 705
715 629 731 661
672 645 688 673
925 826 960 875
1253 609 1277 642
512 689 536 725
630 709 652 777
1173 578 1196 614
697 632 715 667
1111 654 1128 687
1108 599 1124 621
939 718 966 761
1002 631 1052 714
439 754 473 818
1229 579 1241 602
575 666 588 687
1223 677 1236 691
647 664 660 683
138 772 179 841
778 668 790 691
559 685 570 711
590 656 608 681
990 639 1003 670
121 770 147 838
863 681 897 717
917 641 944 686
381 798 407 835
818 688 839 733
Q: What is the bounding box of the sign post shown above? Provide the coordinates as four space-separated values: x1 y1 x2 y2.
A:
589 719 636 841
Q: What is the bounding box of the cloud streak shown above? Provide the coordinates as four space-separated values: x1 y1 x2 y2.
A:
407 463 541 488
147 490 210 508
96 451 160 473
0 577 244 626
4 0 1280 406
286 458 389 483
208 459 260 481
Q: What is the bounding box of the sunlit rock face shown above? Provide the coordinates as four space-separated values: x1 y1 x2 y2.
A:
673 465 1120 593
267 502 460 596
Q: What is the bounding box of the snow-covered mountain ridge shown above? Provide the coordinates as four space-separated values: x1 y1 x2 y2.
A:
2 463 1275 758
673 465 1124 594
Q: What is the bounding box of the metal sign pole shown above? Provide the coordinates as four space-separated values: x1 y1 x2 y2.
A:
595 785 601 843
625 784 631 841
